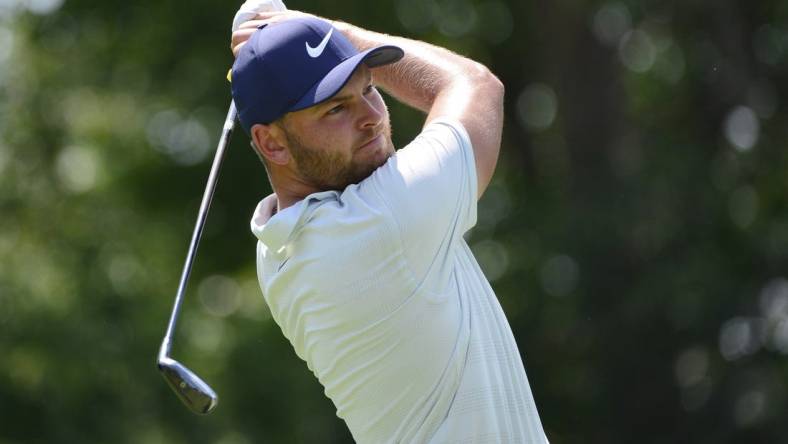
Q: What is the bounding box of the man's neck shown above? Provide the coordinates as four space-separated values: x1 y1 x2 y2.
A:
269 169 320 212
273 189 304 213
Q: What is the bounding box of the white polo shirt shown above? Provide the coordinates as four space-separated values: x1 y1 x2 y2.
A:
251 119 547 443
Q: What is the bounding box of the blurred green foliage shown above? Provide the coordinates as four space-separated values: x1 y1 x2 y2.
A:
1 0 787 442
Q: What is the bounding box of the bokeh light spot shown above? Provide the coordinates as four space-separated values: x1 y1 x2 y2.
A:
26 0 64 15
186 316 225 353
719 317 761 360
55 145 100 193
396 0 437 33
239 278 270 321
472 239 510 282
619 29 657 73
476 183 511 230
540 255 579 297
653 43 686 84
107 254 142 296
591 2 631 47
437 0 477 38
759 278 788 320
724 106 760 152
517 83 558 132
477 0 513 44
734 389 767 427
199 274 241 317
772 320 788 353
146 109 211 166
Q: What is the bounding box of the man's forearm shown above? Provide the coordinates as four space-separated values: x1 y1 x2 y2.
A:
333 21 490 114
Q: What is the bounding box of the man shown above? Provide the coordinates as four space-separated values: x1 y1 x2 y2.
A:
230 11 548 443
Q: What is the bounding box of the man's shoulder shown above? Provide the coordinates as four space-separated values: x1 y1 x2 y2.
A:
260 189 411 299
294 188 398 248
401 118 471 152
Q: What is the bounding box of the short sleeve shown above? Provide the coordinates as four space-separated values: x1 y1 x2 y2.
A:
358 119 478 283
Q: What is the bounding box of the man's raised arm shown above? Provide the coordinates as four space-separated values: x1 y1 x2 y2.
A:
335 21 503 200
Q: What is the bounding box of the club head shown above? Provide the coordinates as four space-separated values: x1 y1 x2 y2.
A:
157 356 218 414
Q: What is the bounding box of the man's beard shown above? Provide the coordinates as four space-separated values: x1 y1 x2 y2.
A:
283 124 394 191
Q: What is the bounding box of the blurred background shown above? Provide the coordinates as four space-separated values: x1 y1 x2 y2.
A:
1 0 787 442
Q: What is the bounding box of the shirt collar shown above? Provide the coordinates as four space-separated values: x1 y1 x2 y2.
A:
250 191 339 255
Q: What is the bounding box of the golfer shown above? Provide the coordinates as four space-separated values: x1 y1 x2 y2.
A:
230 10 548 443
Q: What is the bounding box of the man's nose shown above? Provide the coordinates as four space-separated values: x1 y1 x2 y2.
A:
358 96 383 129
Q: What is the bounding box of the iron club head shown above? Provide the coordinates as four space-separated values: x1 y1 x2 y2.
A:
157 356 218 414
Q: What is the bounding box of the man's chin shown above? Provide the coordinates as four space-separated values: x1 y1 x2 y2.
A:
344 155 390 188
327 142 394 190
370 145 395 173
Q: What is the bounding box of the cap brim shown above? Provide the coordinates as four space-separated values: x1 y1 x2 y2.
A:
288 45 404 114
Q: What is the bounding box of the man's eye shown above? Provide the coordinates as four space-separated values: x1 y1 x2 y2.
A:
327 104 344 115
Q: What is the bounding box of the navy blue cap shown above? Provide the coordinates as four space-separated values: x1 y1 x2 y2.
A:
231 17 404 133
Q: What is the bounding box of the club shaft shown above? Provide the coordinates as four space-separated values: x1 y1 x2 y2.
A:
160 100 238 357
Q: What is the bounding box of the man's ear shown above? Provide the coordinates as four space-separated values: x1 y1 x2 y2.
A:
250 123 290 166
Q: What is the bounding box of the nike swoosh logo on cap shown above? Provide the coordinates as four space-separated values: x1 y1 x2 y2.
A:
306 28 333 58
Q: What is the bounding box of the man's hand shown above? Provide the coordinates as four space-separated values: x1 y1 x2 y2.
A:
231 11 317 57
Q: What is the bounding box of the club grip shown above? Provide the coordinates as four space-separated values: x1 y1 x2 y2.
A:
232 0 288 32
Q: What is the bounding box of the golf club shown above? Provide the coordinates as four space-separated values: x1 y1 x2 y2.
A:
157 0 288 414
156 102 237 414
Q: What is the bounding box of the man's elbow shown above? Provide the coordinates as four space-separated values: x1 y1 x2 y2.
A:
468 62 504 103
486 69 505 103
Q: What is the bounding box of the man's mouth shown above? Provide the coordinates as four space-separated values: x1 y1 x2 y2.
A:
358 134 382 151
